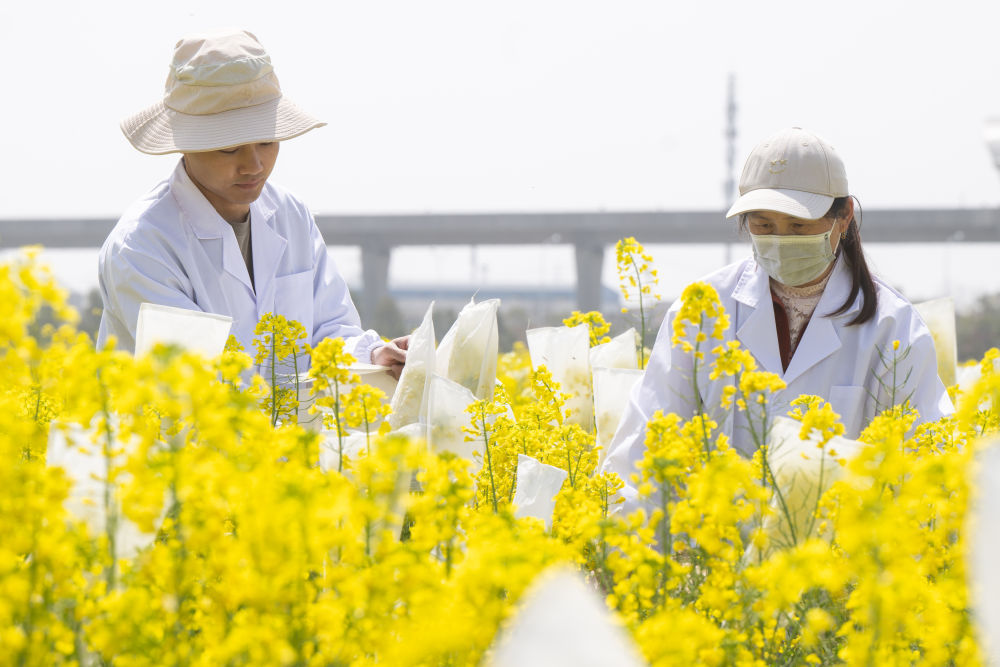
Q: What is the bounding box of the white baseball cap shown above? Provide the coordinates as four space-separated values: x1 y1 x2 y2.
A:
121 29 325 155
725 127 849 220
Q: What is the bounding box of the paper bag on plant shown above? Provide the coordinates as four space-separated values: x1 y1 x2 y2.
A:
491 566 646 667
589 327 639 370
511 454 568 530
427 374 484 470
526 324 594 431
752 416 863 559
389 301 436 429
592 367 644 467
435 298 500 401
913 297 958 387
47 420 161 561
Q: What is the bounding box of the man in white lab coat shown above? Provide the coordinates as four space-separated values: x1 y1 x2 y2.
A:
602 127 953 515
97 29 406 375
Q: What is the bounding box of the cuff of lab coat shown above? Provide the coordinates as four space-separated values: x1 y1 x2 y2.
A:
344 330 385 365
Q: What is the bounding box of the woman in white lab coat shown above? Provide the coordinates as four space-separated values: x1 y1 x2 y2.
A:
602 127 952 513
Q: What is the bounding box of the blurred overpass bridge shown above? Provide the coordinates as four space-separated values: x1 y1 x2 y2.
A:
2 209 998 320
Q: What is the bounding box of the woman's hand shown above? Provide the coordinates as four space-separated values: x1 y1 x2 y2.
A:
372 336 409 380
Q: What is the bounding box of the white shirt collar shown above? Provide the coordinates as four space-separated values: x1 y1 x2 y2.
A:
169 159 277 239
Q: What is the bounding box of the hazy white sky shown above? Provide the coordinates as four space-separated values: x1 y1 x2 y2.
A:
2 1 1000 308
4 0 1000 218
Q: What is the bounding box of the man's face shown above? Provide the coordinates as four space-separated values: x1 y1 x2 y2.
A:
183 142 280 223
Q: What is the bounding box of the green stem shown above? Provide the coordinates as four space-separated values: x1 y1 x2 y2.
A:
365 485 373 558
292 344 300 426
629 255 647 368
270 328 278 427
18 517 39 666
762 442 798 547
566 433 575 488
96 370 119 591
890 347 898 409
757 438 767 564
165 436 188 657
744 392 766 451
481 406 499 513
691 317 712 456
742 387 773 559
445 538 454 578
657 483 672 610
805 442 828 539
363 408 372 458
333 383 344 473
27 384 41 461
538 377 564 426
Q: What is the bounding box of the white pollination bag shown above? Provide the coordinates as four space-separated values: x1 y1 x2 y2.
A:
491 566 646 667
751 416 863 558
968 437 1000 664
47 421 161 560
389 302 436 429
526 325 593 430
589 328 639 371
427 374 482 468
592 367 644 466
318 430 369 472
436 298 500 400
512 454 568 530
318 422 426 473
913 297 958 387
134 302 232 358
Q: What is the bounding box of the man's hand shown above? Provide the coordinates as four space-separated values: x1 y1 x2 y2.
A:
372 335 409 380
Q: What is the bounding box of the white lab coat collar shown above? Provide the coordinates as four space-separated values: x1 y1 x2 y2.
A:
169 160 286 300
249 212 287 318
731 255 860 384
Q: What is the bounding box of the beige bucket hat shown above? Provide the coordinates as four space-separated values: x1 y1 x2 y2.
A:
122 29 325 155
726 127 848 220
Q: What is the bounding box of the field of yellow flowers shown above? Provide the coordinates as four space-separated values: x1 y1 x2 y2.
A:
3 241 999 666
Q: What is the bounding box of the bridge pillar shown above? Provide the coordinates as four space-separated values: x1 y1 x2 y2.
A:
359 241 391 324
574 241 605 313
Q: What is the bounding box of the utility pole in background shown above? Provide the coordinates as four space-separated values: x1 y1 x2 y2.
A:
723 73 738 264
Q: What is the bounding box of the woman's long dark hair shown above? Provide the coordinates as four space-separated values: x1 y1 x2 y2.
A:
739 196 877 326
825 197 877 325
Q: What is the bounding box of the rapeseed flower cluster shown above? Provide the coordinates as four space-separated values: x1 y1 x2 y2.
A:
615 237 662 368
2 245 996 666
563 310 612 346
253 312 308 425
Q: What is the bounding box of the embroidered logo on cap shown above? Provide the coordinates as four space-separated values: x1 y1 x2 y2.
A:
768 158 788 174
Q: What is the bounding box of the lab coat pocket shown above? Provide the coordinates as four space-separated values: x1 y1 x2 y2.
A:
274 270 315 334
828 385 870 439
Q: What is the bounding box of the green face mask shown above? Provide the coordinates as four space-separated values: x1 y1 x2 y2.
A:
749 230 837 286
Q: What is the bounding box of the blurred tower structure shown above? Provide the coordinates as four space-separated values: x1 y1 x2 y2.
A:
985 117 1000 183
723 74 737 264
724 73 737 208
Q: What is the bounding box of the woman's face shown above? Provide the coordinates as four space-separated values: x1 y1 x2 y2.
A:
745 199 853 254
